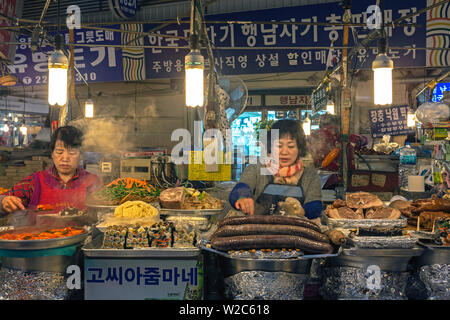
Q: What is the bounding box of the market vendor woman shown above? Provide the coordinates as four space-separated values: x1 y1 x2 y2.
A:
229 119 323 222
0 126 100 214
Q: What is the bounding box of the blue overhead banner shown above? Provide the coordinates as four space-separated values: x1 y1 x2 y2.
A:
144 0 429 79
10 26 124 86
10 0 448 84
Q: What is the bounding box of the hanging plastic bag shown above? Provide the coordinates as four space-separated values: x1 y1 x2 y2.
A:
415 102 450 124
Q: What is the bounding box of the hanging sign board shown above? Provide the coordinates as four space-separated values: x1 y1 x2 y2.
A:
12 27 123 86
265 95 310 107
311 84 327 113
144 0 429 79
368 105 415 138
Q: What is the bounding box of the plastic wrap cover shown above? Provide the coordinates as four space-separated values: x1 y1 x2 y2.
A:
320 266 409 300
223 271 309 300
0 267 70 300
419 264 450 300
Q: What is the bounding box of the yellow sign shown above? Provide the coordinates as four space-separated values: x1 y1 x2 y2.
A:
188 151 232 181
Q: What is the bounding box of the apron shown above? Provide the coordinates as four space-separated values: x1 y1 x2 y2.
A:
28 170 97 213
256 175 305 214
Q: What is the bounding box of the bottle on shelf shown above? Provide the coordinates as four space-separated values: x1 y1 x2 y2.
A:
399 142 418 190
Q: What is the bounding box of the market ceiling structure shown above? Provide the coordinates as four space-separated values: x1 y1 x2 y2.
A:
0 0 448 107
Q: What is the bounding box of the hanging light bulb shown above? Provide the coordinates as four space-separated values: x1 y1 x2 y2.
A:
407 110 416 127
185 49 204 107
303 116 311 136
48 49 68 106
185 1 204 108
48 34 68 107
3 123 9 132
326 99 335 114
372 38 393 105
85 99 94 118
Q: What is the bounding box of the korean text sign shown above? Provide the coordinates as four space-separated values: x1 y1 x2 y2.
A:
84 258 202 300
11 26 123 86
145 0 426 79
369 105 415 138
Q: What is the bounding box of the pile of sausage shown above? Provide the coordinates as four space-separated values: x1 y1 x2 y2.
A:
211 215 334 254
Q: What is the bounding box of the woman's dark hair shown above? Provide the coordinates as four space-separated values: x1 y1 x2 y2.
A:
265 119 307 157
50 126 83 151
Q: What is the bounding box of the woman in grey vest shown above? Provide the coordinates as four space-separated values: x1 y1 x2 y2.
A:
229 119 322 223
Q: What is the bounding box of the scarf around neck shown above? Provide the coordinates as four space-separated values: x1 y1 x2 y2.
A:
266 158 305 185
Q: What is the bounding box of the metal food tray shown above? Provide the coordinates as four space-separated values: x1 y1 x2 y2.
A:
82 235 200 258
203 246 341 277
159 208 224 216
416 241 450 266
327 246 425 272
0 227 90 250
348 236 418 249
85 202 160 209
322 214 408 229
200 245 341 260
85 202 118 209
341 246 424 257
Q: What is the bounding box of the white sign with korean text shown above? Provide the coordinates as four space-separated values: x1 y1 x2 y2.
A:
84 258 202 300
265 95 311 106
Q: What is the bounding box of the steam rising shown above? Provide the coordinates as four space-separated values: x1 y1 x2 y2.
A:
70 118 134 154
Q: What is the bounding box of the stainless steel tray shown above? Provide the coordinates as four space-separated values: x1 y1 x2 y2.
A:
159 208 224 216
1 248 83 273
327 246 425 272
85 202 118 209
415 241 450 266
322 214 408 229
341 246 425 257
201 245 340 260
82 235 201 258
0 227 90 250
217 254 312 278
207 246 341 278
86 202 160 210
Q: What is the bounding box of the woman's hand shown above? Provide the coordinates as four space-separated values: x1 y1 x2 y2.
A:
1 196 25 213
235 198 254 215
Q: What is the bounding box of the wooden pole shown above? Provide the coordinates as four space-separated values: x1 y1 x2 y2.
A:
341 6 352 190
69 29 75 103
